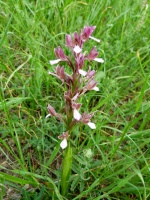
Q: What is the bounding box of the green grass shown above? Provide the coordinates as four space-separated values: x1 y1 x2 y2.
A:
0 0 150 199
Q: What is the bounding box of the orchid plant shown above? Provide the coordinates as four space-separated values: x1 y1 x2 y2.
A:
46 26 104 196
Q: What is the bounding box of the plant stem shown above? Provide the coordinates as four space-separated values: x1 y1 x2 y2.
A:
60 141 72 196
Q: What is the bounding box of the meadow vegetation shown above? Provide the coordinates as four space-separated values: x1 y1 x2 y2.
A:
0 0 150 199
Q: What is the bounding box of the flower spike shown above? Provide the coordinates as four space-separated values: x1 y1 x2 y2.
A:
48 25 104 151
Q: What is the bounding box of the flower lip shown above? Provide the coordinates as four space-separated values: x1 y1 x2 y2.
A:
88 122 96 129
92 86 99 91
94 58 104 63
79 69 87 76
60 138 68 149
89 36 100 43
50 59 61 65
73 109 82 121
73 45 82 54
45 114 51 118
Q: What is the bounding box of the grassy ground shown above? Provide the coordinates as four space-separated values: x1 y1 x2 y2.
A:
0 0 150 199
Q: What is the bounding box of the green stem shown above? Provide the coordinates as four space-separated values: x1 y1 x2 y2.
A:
61 141 72 196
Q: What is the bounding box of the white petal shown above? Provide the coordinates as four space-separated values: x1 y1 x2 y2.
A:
88 122 96 129
92 86 99 91
73 45 82 54
94 58 104 63
89 36 100 43
45 114 51 118
79 69 87 76
60 138 68 149
73 109 81 121
49 59 61 65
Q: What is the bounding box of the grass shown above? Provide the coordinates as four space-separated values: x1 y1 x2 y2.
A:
0 0 150 199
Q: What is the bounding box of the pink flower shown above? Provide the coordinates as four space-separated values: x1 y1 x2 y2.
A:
47 104 57 116
50 47 67 65
46 104 63 121
81 26 96 42
80 113 96 129
86 79 98 91
86 70 96 79
81 113 92 124
66 32 83 51
55 46 67 60
85 47 104 63
86 47 98 60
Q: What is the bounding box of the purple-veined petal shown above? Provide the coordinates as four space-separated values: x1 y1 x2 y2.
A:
94 58 104 63
60 138 68 149
73 45 82 54
73 109 81 121
79 69 87 76
88 122 96 129
89 36 100 43
50 59 61 65
92 86 99 91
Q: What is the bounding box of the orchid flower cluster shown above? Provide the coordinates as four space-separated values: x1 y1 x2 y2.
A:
46 26 104 150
